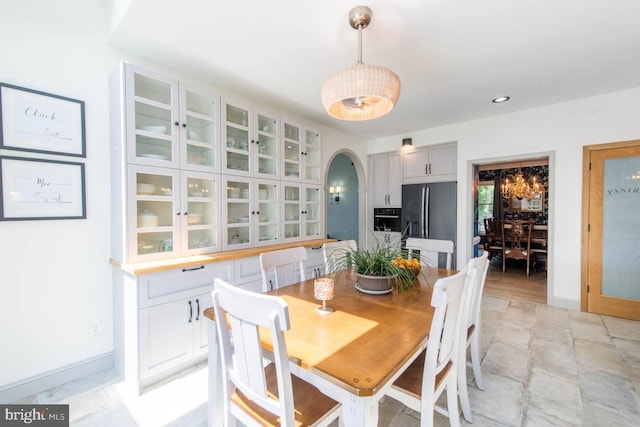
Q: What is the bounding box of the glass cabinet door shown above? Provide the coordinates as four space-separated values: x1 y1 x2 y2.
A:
255 113 278 179
304 186 322 238
181 87 218 172
282 184 301 241
127 67 179 167
256 179 280 246
223 102 250 176
182 172 221 254
282 121 301 180
128 166 179 261
304 129 321 183
223 177 252 250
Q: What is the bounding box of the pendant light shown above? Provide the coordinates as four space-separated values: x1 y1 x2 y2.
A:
321 5 401 121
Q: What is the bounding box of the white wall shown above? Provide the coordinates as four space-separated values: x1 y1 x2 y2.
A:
0 0 366 397
369 87 640 306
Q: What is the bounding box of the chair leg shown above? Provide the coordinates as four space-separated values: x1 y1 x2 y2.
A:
446 376 461 427
470 331 485 390
458 356 473 423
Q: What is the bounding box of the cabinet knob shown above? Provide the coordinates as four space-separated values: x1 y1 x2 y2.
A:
174 121 179 126
183 211 188 216
182 123 187 128
176 212 181 215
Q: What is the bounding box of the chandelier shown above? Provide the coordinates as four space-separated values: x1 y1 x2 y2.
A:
501 169 543 200
320 5 401 121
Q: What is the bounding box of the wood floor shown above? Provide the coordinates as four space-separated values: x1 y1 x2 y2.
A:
483 256 547 304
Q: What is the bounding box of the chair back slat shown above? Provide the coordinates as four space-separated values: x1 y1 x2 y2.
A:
323 240 357 273
405 237 455 269
425 269 468 372
467 252 489 327
212 279 296 425
260 246 307 291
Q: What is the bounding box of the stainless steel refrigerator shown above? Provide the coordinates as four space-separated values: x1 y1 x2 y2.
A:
401 182 457 267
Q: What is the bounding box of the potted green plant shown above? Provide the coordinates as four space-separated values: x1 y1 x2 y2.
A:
330 237 421 294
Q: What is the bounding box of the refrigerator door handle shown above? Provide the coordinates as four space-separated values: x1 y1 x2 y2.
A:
421 186 429 238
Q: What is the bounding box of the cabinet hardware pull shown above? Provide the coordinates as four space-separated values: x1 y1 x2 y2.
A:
188 300 193 323
184 211 188 216
311 246 322 250
182 123 187 128
174 121 179 126
425 164 428 175
182 265 204 272
195 299 200 321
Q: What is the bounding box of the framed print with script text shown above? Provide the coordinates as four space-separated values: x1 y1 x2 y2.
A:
0 156 86 221
0 83 86 157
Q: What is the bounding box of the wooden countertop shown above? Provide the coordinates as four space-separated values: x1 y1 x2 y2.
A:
110 238 336 275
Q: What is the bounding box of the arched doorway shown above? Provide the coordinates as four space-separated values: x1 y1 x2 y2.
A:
325 150 366 247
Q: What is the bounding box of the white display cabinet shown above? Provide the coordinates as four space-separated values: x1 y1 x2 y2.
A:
222 100 279 180
281 183 322 242
222 176 282 250
281 120 322 184
127 165 221 262
124 64 220 173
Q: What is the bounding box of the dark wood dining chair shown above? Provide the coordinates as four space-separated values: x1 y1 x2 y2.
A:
483 217 502 260
501 220 534 275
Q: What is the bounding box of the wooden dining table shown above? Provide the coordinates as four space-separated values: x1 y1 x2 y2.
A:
205 266 457 427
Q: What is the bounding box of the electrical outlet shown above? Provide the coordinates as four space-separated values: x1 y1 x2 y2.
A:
89 319 102 336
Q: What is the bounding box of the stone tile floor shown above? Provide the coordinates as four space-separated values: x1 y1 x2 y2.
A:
15 296 640 426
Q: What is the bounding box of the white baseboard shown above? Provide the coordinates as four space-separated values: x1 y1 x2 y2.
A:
549 296 580 311
0 352 114 403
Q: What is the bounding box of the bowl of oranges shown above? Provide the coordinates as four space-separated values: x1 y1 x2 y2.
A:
391 256 422 277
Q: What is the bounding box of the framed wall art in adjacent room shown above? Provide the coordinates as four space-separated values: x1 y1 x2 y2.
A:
0 82 86 157
0 156 86 221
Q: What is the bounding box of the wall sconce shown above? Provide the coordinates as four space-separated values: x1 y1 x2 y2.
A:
402 138 412 147
329 186 342 204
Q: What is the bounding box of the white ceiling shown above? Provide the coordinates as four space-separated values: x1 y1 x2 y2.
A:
109 0 640 139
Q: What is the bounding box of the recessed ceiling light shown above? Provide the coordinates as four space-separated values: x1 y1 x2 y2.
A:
492 96 511 104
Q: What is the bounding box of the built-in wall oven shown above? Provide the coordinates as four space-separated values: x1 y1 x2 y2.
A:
373 208 402 232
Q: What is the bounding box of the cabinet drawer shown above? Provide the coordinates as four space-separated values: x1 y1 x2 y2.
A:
139 261 233 308
234 256 263 285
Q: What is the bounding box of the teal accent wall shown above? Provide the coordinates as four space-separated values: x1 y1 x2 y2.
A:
326 154 359 241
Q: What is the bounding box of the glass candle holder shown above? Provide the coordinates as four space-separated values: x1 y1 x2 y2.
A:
314 278 335 315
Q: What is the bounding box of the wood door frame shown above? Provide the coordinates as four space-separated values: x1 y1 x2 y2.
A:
580 139 640 312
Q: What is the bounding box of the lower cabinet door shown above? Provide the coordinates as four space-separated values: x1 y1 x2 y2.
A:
193 291 213 357
139 299 194 383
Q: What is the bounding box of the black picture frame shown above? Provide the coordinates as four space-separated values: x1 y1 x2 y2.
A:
0 82 86 157
0 156 86 221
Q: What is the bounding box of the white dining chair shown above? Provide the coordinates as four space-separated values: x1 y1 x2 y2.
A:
211 278 342 426
385 267 476 427
322 240 357 273
405 237 455 269
259 246 307 292
457 251 490 423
